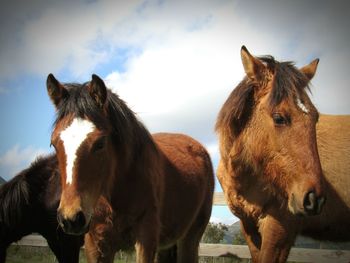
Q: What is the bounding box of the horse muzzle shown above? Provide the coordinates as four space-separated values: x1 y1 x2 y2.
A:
303 191 326 215
290 191 326 216
57 210 90 235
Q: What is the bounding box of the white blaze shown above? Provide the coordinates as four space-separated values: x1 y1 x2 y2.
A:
296 97 309 113
60 118 96 184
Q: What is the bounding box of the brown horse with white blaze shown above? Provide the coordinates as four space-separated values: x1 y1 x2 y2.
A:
216 46 326 262
46 74 214 263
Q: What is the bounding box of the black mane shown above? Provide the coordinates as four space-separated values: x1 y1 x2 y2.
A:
0 154 57 227
0 173 29 227
216 56 311 139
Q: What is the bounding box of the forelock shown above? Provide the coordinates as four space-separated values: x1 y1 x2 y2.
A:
259 56 310 108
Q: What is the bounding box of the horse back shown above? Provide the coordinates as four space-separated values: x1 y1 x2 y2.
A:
152 133 214 245
301 114 350 241
317 114 350 205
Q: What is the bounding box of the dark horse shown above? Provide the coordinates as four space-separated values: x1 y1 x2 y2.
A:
46 74 214 263
0 154 84 263
216 46 328 263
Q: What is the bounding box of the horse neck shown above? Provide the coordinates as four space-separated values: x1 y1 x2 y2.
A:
116 115 158 169
104 97 162 203
108 132 162 210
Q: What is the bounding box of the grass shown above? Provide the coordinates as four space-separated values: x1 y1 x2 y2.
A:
7 246 57 263
6 246 135 263
6 246 248 263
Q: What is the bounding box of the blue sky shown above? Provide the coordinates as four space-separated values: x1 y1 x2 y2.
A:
0 0 349 225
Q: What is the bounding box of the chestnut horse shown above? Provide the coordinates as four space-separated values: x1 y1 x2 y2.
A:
216 46 327 263
46 74 214 263
0 154 83 263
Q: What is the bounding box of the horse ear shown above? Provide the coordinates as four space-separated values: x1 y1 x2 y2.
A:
47 74 67 108
300 58 319 80
240 46 266 81
88 74 107 108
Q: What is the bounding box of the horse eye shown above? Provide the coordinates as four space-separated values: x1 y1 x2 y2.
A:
92 137 105 152
272 113 287 126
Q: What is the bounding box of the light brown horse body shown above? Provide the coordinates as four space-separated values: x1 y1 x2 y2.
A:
46 75 214 263
301 114 350 240
216 46 328 263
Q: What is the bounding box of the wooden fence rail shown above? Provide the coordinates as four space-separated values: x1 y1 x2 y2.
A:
199 243 350 263
213 192 226 205
11 193 350 263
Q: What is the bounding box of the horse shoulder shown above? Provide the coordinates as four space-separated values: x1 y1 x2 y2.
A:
218 157 264 221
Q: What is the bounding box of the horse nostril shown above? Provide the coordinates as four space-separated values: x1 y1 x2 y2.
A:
303 191 316 212
57 211 86 234
74 211 86 228
303 191 325 215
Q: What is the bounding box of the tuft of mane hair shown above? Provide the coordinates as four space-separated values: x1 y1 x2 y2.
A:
0 174 29 227
0 154 56 227
216 55 311 140
53 82 157 168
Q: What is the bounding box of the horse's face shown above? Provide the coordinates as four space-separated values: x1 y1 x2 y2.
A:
47 74 115 235
240 47 325 216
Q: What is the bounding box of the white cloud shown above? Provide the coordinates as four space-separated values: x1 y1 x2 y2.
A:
106 37 241 115
102 1 288 145
0 145 47 181
0 1 349 163
205 142 219 159
0 0 231 80
0 0 144 79
99 0 348 148
2 0 349 116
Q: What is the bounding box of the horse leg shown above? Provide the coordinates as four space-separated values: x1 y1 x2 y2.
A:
85 233 99 263
135 211 159 263
84 232 116 263
177 206 211 263
135 237 158 263
176 236 199 263
157 245 177 263
0 246 7 263
258 214 297 263
240 219 261 263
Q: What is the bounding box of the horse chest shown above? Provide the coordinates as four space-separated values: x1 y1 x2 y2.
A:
228 191 264 222
220 167 266 221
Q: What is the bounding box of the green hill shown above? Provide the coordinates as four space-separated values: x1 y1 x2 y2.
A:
223 221 241 244
0 176 6 185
